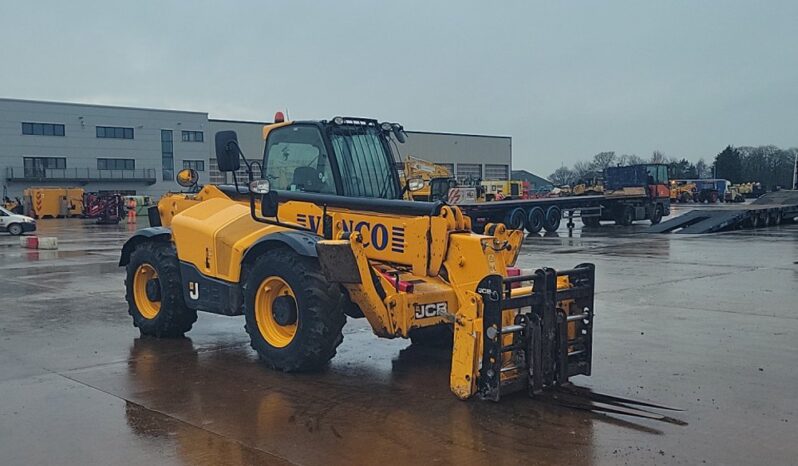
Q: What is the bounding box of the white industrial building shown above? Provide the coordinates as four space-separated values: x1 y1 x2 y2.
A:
1 98 512 197
395 130 512 181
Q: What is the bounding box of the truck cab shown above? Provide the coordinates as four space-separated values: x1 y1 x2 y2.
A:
601 163 670 225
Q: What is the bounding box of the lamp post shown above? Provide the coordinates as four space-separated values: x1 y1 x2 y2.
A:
793 151 797 190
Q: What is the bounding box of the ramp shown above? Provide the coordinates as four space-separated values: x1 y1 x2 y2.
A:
752 190 798 206
647 209 749 234
649 190 798 234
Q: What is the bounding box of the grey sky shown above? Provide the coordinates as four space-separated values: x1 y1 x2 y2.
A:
1 0 796 176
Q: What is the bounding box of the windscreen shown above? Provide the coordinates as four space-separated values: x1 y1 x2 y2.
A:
263 125 335 194
329 125 399 199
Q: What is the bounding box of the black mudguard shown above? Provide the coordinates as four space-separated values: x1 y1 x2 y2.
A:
241 230 320 264
119 227 172 266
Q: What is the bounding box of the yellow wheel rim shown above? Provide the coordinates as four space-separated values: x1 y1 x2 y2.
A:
133 264 161 319
255 276 298 348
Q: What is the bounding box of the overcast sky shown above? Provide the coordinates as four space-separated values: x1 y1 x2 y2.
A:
1 0 796 176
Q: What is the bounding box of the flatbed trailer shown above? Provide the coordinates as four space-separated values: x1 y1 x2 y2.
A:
648 190 798 234
459 192 670 234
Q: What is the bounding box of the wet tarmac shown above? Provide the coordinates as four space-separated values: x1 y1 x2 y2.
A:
0 212 796 465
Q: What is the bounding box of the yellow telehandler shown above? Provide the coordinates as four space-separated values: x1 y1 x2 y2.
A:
120 115 598 402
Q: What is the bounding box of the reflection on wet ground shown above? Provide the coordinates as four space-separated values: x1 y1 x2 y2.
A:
0 217 796 465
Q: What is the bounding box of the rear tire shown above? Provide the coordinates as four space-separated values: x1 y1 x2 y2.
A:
7 223 23 236
125 241 197 337
525 207 544 233
242 248 346 372
543 206 561 232
615 206 634 226
409 324 454 348
581 214 600 228
504 208 525 231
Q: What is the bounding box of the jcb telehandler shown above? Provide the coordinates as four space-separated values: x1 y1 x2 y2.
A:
120 115 597 401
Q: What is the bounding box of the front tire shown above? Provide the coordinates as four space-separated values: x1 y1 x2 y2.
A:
650 205 663 224
7 223 23 236
125 241 197 337
243 248 346 372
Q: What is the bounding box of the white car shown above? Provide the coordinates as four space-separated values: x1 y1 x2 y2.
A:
0 206 36 235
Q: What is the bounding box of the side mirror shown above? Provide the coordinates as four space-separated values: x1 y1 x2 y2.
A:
260 191 279 218
215 130 241 172
392 124 406 144
176 168 199 188
407 177 424 192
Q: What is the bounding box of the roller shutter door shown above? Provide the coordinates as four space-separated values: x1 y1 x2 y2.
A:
484 164 509 180
456 163 482 181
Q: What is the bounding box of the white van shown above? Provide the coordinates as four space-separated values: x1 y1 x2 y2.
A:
0 207 36 235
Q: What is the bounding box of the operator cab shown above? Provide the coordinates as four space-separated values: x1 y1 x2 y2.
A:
214 115 428 237
261 116 406 200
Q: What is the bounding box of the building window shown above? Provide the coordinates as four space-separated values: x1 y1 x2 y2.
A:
484 164 509 181
96 126 134 139
23 157 66 177
22 122 65 136
181 131 204 142
183 160 205 171
98 158 135 170
456 163 482 182
208 158 225 184
161 130 174 181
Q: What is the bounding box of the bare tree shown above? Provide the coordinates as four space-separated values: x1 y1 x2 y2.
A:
549 166 576 186
572 160 595 178
626 154 645 165
695 159 709 178
651 150 667 164
592 151 616 171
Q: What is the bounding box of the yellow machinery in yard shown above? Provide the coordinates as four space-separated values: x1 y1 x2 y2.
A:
119 115 600 402
669 180 697 203
399 156 454 201
481 180 524 200
572 174 604 196
119 116 684 418
23 187 84 218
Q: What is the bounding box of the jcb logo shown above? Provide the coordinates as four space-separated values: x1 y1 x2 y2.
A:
188 282 199 300
414 302 447 319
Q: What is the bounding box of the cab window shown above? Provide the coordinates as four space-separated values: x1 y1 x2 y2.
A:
329 125 399 199
263 125 335 194
645 165 667 184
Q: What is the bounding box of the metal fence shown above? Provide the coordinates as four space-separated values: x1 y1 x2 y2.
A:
6 167 157 184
